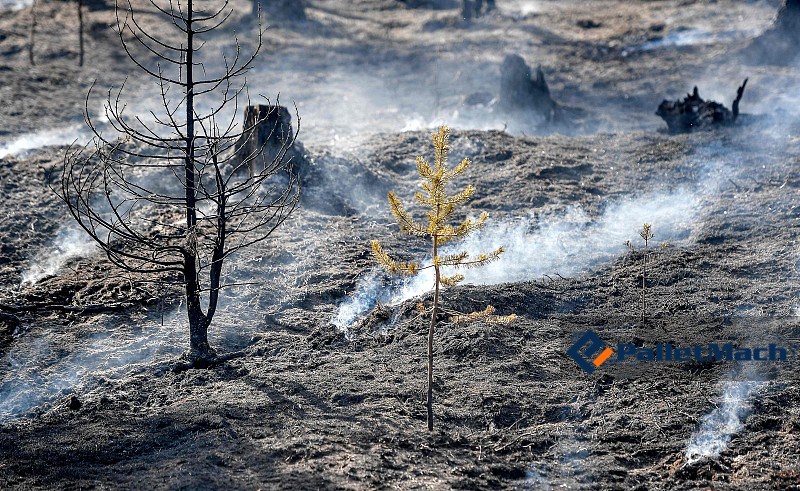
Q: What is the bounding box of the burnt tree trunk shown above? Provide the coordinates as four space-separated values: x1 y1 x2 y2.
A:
497 54 558 122
231 105 300 176
656 80 747 134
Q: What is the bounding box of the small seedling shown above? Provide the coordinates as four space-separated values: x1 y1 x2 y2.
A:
639 223 654 322
371 125 516 431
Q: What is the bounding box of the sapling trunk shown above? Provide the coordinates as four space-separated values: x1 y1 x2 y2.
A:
641 245 646 322
427 236 440 431
639 224 653 323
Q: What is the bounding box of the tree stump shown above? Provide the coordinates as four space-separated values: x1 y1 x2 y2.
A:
252 0 306 22
742 0 800 65
231 105 302 176
655 80 747 134
497 54 558 122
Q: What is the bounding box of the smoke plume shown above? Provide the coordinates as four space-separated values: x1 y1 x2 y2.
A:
333 187 702 332
0 125 85 160
684 380 763 464
21 224 98 285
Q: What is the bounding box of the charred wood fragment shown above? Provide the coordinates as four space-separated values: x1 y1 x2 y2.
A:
656 79 748 134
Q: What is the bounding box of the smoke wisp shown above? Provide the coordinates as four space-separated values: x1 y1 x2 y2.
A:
0 125 85 160
0 0 32 11
684 380 763 464
0 315 183 423
21 224 98 285
333 187 702 332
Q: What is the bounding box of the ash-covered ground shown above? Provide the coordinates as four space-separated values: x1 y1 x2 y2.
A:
1 1 800 489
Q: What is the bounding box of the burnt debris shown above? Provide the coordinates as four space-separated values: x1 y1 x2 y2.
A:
656 79 748 134
497 54 558 123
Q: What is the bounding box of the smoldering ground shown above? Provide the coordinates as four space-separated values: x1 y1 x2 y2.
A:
1 0 800 490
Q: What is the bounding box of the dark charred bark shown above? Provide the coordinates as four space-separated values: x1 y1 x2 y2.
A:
656 80 748 134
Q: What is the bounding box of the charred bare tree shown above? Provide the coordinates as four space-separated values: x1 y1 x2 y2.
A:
656 80 748 134
58 0 300 367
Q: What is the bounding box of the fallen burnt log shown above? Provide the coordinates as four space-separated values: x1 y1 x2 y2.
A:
656 79 747 134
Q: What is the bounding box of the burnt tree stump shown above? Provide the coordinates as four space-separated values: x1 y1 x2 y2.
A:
231 105 303 176
497 54 558 122
742 0 800 65
656 80 748 134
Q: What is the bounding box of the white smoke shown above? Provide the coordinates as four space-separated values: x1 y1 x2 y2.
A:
333 187 702 331
623 28 754 57
0 313 184 423
21 225 98 285
0 0 32 11
500 1 545 17
684 380 763 464
332 273 386 332
0 125 85 160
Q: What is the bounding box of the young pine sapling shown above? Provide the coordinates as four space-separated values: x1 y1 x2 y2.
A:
640 223 653 322
371 126 516 431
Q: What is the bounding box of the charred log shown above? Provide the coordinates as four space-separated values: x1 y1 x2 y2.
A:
656 80 748 134
497 54 558 123
230 105 305 176
742 0 800 65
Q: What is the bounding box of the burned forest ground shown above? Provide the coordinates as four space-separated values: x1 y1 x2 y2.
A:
1 1 800 490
